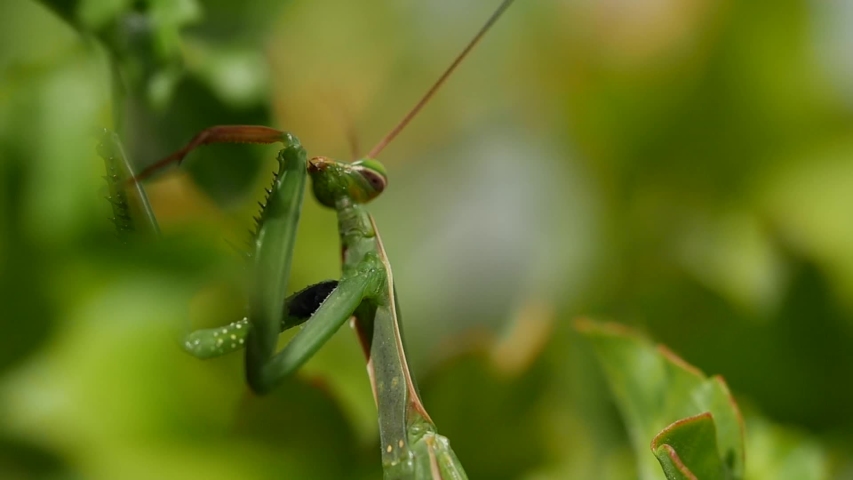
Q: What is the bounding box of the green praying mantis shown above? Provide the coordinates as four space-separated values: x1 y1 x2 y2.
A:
105 1 518 478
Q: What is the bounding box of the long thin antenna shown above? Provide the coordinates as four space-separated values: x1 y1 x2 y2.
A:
366 0 517 159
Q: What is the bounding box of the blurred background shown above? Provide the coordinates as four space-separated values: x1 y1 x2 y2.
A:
1 0 852 478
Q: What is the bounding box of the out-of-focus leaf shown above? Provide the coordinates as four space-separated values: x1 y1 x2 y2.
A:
577 319 745 480
0 1 108 374
651 413 727 480
420 350 551 480
743 415 829 480
0 434 71 479
182 41 270 109
0 266 372 480
0 159 58 373
126 75 271 207
675 211 787 317
232 378 380 479
759 139 853 314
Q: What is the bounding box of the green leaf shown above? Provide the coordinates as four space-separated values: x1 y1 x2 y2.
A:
577 319 745 480
651 413 727 480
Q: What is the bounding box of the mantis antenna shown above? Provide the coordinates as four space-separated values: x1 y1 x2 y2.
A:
366 0 517 159
130 0 517 184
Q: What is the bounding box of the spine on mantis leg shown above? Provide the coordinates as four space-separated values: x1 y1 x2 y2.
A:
183 280 339 359
96 128 160 240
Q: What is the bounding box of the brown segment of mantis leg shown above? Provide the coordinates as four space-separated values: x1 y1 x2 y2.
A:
132 125 290 183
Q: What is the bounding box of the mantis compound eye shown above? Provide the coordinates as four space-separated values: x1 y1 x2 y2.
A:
359 168 386 193
353 158 388 195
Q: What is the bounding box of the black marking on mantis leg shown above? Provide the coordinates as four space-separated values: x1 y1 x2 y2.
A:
287 280 339 319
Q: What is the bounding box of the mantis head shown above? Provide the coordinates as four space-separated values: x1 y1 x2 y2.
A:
308 157 388 207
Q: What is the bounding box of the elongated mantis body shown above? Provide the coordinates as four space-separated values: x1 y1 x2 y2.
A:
128 1 518 477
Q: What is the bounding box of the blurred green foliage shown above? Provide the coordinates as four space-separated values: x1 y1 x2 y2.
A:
0 0 851 478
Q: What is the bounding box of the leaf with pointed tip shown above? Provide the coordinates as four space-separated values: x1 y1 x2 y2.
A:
576 319 745 480
652 413 728 480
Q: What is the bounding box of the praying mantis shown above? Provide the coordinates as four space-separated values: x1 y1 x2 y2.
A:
111 1 518 478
